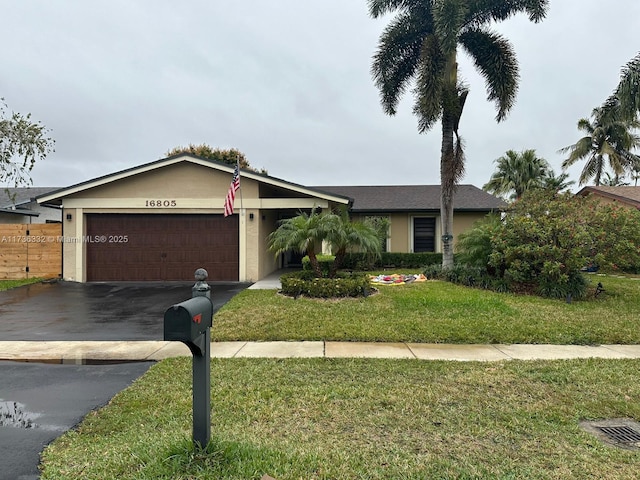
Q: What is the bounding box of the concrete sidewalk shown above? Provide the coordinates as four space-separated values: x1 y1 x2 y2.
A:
1 340 640 363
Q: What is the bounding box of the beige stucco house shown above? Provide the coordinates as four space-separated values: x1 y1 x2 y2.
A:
37 154 505 283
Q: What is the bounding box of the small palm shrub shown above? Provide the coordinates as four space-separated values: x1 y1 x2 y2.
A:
302 255 335 277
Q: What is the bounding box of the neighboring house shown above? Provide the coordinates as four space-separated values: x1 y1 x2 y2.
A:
576 186 640 210
37 154 505 283
0 187 62 224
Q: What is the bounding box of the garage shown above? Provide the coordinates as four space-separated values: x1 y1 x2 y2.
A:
85 213 239 281
36 155 348 282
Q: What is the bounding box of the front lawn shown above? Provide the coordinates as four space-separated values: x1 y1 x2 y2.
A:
40 357 640 479
0 277 43 291
212 274 640 345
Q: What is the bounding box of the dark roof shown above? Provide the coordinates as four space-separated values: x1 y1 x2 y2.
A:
577 186 640 209
1 187 61 208
311 184 506 212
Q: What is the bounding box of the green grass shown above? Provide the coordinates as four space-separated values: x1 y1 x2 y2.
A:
212 274 640 345
40 357 640 479
0 277 43 291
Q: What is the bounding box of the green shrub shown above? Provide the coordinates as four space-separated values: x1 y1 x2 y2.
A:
280 271 372 298
438 264 495 289
456 214 502 270
536 270 589 299
454 190 640 299
422 263 443 280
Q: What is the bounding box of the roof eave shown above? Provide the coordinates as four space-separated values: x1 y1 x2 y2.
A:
36 154 351 206
0 208 40 217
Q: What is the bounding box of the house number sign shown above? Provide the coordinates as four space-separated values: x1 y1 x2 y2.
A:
145 200 177 207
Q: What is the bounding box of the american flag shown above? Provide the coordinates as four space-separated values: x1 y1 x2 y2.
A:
223 163 240 217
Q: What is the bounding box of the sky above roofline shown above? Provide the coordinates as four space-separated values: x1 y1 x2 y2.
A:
2 1 638 192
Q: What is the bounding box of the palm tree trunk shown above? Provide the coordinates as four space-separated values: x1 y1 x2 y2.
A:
329 248 346 278
440 117 455 270
307 248 323 278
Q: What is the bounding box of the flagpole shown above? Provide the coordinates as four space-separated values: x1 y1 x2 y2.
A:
237 155 243 214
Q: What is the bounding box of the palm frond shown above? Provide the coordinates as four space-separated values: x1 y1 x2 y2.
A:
576 117 594 135
465 0 549 28
560 136 593 168
371 11 431 115
367 0 429 18
413 34 446 131
613 52 640 121
432 0 467 55
582 155 604 186
460 28 518 121
452 133 466 184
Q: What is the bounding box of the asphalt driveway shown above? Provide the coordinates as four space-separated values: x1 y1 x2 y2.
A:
0 280 250 341
0 360 153 480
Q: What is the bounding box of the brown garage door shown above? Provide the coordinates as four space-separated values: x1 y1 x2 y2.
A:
86 214 239 281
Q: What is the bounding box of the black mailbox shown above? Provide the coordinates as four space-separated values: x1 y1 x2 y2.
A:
164 296 213 356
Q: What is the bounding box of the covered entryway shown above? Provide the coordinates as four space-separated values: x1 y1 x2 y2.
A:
85 214 239 281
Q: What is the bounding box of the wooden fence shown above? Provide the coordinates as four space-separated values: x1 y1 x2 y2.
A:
0 224 62 280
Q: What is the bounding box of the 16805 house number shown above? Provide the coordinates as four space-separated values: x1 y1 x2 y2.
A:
145 200 177 207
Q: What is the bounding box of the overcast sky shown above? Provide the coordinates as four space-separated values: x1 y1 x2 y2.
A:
2 1 639 191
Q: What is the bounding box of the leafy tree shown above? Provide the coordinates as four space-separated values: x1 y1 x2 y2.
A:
0 98 54 188
369 0 548 269
457 190 640 297
560 107 640 185
483 149 550 200
488 190 594 298
586 200 640 273
165 144 266 173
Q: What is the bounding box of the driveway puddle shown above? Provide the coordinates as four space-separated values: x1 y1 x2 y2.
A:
0 400 71 432
0 400 39 429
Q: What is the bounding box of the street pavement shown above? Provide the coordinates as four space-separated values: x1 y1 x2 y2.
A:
0 360 152 480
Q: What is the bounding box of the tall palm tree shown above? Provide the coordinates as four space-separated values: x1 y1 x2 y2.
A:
369 0 548 268
603 52 640 122
483 149 550 200
559 107 640 186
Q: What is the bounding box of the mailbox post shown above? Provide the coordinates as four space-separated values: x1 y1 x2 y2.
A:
163 268 213 449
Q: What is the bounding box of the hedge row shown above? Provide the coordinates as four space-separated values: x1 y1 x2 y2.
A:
280 271 372 298
341 252 443 270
